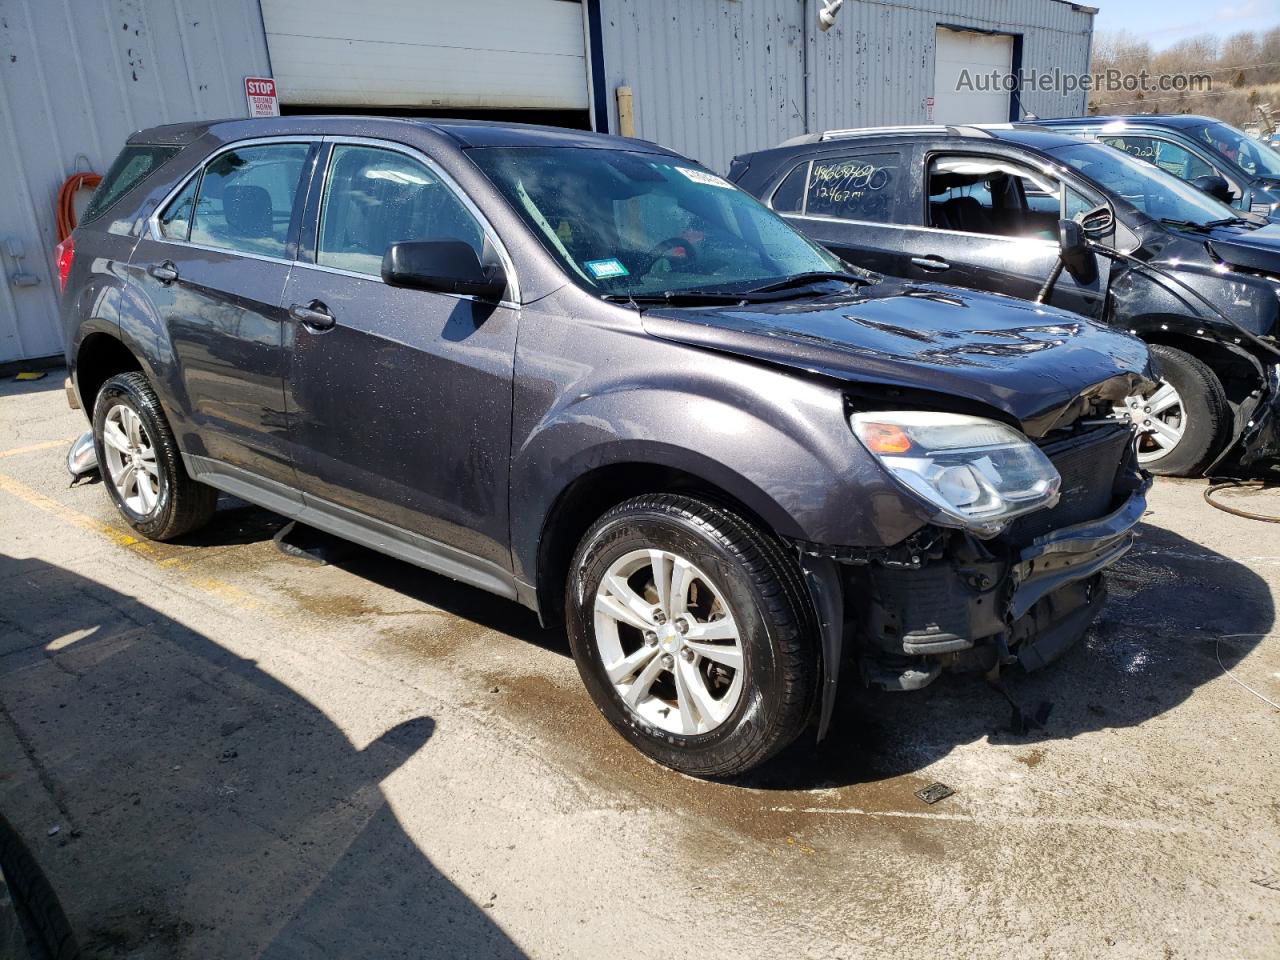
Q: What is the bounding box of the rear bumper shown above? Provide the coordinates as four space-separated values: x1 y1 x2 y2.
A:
860 476 1149 691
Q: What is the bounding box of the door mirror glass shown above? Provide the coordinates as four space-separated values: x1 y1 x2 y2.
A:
1075 202 1115 237
382 240 507 300
1190 175 1234 205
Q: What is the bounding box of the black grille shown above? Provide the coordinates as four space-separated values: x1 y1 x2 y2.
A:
1007 423 1132 542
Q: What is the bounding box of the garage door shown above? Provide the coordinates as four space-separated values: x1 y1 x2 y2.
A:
933 27 1014 125
261 0 588 110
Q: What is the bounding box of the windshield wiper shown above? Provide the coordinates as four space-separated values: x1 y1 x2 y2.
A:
745 271 870 295
600 290 753 307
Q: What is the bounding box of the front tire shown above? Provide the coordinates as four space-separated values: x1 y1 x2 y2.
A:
565 494 817 778
92 372 217 541
1121 344 1231 477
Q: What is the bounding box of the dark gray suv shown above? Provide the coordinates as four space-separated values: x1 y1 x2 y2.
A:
59 117 1152 777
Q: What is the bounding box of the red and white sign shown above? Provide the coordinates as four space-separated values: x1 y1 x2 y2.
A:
244 77 280 118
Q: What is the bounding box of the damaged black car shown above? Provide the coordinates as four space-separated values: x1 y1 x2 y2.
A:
63 116 1151 777
730 124 1280 478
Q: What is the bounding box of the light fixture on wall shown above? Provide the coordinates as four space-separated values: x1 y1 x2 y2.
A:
818 0 844 31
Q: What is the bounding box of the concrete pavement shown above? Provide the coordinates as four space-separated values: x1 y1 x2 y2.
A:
0 371 1277 959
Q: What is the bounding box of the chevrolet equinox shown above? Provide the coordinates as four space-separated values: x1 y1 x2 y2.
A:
59 117 1152 777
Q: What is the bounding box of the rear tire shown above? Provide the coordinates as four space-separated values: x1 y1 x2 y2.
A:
1134 345 1231 477
565 494 817 778
92 372 217 541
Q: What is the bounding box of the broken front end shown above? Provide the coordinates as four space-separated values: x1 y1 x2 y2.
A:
800 413 1148 733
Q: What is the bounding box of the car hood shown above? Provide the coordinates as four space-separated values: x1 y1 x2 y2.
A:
1205 220 1280 275
641 280 1152 438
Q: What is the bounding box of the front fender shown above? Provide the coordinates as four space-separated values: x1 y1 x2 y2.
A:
508 329 932 587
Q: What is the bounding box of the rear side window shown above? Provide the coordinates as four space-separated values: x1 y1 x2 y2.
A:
81 145 179 224
805 152 901 222
158 175 199 240
184 144 310 257
1101 136 1215 182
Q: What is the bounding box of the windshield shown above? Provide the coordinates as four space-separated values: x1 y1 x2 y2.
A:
1049 141 1238 226
468 146 843 297
1190 121 1280 179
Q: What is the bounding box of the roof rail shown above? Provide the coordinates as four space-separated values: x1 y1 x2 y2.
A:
814 124 997 142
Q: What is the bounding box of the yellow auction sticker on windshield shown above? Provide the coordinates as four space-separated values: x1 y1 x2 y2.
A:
585 258 630 279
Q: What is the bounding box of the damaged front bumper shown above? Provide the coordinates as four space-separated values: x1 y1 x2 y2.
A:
1213 363 1280 476
798 428 1150 738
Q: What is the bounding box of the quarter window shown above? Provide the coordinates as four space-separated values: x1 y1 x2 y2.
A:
82 145 179 224
805 153 900 222
317 145 486 278
184 144 310 258
770 163 808 214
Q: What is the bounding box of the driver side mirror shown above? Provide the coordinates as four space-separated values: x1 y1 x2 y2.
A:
382 240 507 301
1058 219 1097 285
1190 175 1234 205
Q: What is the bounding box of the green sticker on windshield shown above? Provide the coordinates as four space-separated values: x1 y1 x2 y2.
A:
585 258 630 279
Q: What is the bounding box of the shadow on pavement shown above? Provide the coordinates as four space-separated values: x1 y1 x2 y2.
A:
0 553 528 959
93 473 1276 797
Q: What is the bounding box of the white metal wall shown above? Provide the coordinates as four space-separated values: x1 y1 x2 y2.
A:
593 0 1094 173
261 0 589 109
0 0 270 363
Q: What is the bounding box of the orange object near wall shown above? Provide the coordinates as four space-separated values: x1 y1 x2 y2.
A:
55 172 101 242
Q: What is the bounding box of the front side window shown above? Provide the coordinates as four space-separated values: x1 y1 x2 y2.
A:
184 143 310 257
1188 121 1280 179
805 153 901 222
317 145 485 277
469 146 841 297
1051 141 1238 227
927 155 1061 240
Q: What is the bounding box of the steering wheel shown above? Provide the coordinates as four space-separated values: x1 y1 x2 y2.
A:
640 236 699 275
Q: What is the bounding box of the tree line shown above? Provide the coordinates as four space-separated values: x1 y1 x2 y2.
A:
1088 27 1280 127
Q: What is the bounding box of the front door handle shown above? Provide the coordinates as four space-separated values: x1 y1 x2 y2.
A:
910 256 951 273
147 260 179 284
289 300 336 331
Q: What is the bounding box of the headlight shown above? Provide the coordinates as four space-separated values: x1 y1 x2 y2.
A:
849 411 1061 538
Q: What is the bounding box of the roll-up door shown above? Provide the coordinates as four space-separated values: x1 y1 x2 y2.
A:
261 0 589 110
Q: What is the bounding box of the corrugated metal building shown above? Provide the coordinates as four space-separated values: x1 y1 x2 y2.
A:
0 0 1094 363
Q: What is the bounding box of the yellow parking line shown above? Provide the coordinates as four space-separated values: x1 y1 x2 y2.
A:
0 471 261 611
0 438 76 459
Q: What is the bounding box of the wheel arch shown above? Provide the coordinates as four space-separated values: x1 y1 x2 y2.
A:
74 332 144 414
1127 319 1261 405
532 457 801 627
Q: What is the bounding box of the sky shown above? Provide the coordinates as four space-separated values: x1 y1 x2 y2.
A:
1093 0 1279 49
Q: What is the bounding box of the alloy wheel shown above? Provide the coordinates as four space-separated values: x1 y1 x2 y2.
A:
1114 379 1185 464
592 548 745 736
101 403 163 514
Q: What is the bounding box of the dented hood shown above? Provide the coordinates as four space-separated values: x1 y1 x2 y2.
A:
1204 221 1280 275
642 280 1152 438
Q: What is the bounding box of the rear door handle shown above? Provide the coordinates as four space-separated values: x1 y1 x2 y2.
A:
289 300 336 331
910 256 950 273
147 260 179 284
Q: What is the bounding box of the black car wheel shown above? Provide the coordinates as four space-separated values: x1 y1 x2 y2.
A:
92 372 217 541
1117 345 1231 477
566 494 818 778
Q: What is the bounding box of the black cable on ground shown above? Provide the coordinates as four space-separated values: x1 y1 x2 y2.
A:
1203 480 1280 523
